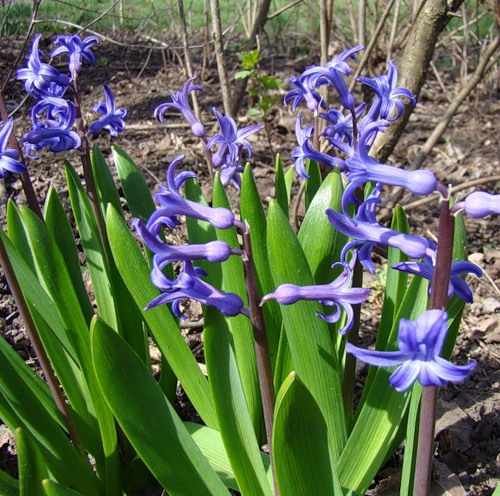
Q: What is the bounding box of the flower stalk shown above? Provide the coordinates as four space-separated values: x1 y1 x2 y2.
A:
241 225 278 496
413 198 454 496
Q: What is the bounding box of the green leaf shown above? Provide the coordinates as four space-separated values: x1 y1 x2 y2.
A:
212 175 262 437
273 373 343 496
304 160 321 211
42 480 86 496
91 317 228 496
105 205 216 428
377 206 410 351
240 164 282 367
274 154 289 218
299 169 346 284
338 276 429 494
0 469 19 496
204 308 272 496
112 145 156 222
17 427 49 496
65 161 119 332
267 200 346 459
186 422 274 492
284 167 294 208
91 144 123 218
235 70 254 79
44 188 94 323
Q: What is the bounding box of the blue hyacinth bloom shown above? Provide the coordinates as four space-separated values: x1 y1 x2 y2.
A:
146 259 248 319
261 252 370 334
0 119 27 178
284 74 326 113
17 34 70 97
347 309 476 391
327 186 434 274
88 85 127 137
154 76 206 138
146 154 236 232
51 34 99 76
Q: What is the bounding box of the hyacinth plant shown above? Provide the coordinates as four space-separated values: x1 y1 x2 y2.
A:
0 32 498 496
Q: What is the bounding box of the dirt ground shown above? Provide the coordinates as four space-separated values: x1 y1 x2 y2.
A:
0 33 499 495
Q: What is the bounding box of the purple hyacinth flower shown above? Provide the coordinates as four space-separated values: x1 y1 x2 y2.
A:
23 100 80 158
357 61 416 122
302 45 363 110
393 253 482 303
291 114 345 179
146 155 237 232
206 108 262 168
87 85 127 137
154 76 206 138
327 186 434 274
284 74 326 113
0 119 27 178
461 192 500 218
17 34 70 97
146 259 248 319
133 218 243 266
347 309 476 391
343 121 437 213
321 103 366 150
261 252 370 334
51 34 99 76
31 96 71 123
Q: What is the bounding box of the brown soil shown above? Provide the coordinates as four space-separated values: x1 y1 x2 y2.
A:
0 33 499 495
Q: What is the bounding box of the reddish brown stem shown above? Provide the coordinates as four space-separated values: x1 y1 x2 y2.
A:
413 199 454 496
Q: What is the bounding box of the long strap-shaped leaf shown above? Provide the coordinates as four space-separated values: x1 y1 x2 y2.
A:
105 205 217 428
204 308 273 496
91 316 229 496
273 372 343 495
212 175 262 438
267 200 347 460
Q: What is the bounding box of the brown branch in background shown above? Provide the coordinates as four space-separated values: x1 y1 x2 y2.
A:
320 0 330 65
348 0 397 91
209 0 233 116
386 0 400 63
229 0 273 116
370 0 465 163
410 35 500 171
358 0 366 48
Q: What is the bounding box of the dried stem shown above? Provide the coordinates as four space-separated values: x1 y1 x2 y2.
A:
413 199 455 496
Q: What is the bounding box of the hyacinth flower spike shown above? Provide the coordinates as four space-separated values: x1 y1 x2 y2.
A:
147 259 248 319
88 85 127 137
302 45 363 110
357 61 416 122
261 252 370 334
16 33 70 97
327 186 434 274
347 309 476 392
284 74 326 113
146 154 240 232
51 34 99 76
154 76 206 139
0 119 27 178
393 249 483 303
321 103 366 151
343 121 438 214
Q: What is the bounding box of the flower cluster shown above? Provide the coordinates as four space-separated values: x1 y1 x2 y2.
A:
153 77 261 189
263 45 488 391
134 154 248 319
16 33 126 158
